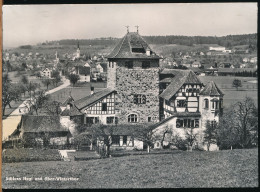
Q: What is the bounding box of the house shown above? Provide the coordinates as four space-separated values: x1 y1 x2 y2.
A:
153 80 224 151
250 57 257 63
209 46 225 52
74 62 91 82
219 62 233 68
243 57 250 63
41 68 52 78
10 115 73 148
191 60 201 68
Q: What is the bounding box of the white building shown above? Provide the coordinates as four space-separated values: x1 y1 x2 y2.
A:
209 46 226 52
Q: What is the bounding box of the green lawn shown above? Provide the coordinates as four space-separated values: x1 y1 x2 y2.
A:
199 76 258 106
2 148 258 188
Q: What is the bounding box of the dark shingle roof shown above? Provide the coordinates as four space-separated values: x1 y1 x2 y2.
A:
160 69 203 100
100 63 108 72
60 105 83 116
200 81 224 96
20 115 69 133
107 32 161 59
73 88 116 110
75 66 91 75
61 96 75 107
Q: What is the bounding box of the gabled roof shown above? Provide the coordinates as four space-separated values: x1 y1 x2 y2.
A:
73 88 116 110
20 115 69 133
200 81 224 96
100 63 108 72
60 105 83 116
107 32 161 59
160 69 203 100
61 96 75 107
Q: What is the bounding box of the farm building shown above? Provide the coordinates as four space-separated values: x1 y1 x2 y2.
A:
74 62 91 82
9 115 72 148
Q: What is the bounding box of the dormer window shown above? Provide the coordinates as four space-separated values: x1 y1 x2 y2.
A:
132 48 145 53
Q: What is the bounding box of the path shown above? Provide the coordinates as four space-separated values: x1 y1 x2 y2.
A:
2 78 70 141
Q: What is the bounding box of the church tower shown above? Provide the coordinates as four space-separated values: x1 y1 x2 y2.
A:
76 41 80 58
107 28 161 124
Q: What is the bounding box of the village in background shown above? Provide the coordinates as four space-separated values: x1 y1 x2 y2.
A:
2 29 258 188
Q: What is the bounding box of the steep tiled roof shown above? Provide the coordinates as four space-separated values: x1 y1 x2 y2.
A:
100 63 108 72
200 81 224 96
20 115 69 133
160 69 203 100
60 105 83 116
61 96 75 107
73 88 116 110
107 32 161 59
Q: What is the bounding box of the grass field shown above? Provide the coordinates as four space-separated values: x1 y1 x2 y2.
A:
2 148 258 188
199 76 258 106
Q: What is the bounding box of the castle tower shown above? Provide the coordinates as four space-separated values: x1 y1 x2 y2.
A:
199 81 224 129
76 41 80 58
107 30 161 124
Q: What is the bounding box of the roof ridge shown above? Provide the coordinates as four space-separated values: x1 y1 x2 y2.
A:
126 34 133 54
114 34 128 58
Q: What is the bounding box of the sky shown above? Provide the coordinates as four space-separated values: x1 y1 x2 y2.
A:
3 3 258 48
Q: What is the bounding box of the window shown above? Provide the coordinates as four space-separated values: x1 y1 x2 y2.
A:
123 136 127 145
125 61 133 69
211 120 217 128
86 117 99 126
148 117 152 122
177 100 187 108
215 101 219 109
112 136 120 145
204 99 209 109
176 118 200 128
106 117 119 124
142 61 150 69
128 114 138 123
134 94 146 104
165 100 171 106
102 103 107 111
212 101 215 109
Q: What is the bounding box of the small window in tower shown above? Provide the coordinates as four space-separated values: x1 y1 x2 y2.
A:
204 99 209 109
142 61 150 69
125 61 133 69
134 94 146 104
148 117 151 122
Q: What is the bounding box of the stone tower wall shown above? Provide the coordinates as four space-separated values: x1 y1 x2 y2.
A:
114 60 160 124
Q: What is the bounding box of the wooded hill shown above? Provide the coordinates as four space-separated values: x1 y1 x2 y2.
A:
53 33 257 48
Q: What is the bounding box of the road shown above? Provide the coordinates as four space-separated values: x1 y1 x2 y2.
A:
2 78 70 141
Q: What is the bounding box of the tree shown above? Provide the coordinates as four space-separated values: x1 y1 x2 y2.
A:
45 101 62 115
42 78 52 89
35 71 42 78
134 123 156 153
217 97 258 149
68 74 80 87
21 75 29 85
26 90 50 115
203 120 217 151
232 79 242 91
51 70 61 86
89 124 120 157
2 74 21 115
184 127 198 151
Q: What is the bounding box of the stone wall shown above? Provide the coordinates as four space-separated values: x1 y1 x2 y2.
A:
114 60 160 124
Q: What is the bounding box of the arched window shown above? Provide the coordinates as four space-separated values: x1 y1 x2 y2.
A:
128 114 138 123
204 99 209 109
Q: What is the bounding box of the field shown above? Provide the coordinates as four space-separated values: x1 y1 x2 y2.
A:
199 76 258 106
2 148 258 188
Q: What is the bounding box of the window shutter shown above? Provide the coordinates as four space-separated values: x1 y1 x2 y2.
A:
133 95 137 104
142 95 146 104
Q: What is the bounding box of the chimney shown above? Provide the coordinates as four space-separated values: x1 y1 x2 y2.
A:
66 103 71 110
91 86 94 95
146 48 151 56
